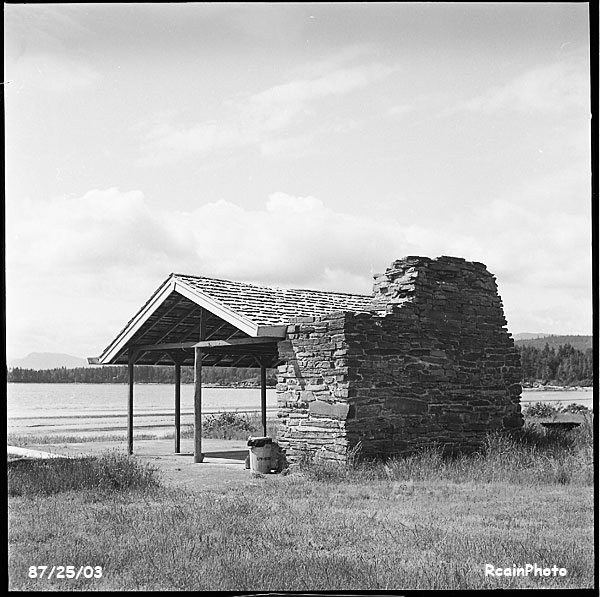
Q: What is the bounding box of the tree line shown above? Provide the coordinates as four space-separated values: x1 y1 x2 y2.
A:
518 343 593 386
6 343 593 387
7 365 277 386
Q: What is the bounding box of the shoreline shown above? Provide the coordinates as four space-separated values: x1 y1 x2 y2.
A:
6 381 276 388
7 381 593 390
522 385 593 392
7 387 592 441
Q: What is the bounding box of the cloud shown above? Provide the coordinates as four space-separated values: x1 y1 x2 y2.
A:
259 117 361 159
6 52 101 94
249 63 392 110
449 165 593 335
7 189 188 278
387 104 414 118
5 5 101 94
459 60 589 114
6 177 592 359
139 61 396 164
6 189 442 298
5 187 412 357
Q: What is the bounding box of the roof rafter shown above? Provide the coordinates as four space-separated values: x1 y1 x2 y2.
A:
151 304 200 346
133 294 185 346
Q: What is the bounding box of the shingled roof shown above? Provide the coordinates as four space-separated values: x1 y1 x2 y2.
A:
173 274 373 326
92 273 373 367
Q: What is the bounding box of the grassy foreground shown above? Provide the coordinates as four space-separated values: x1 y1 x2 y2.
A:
7 419 596 591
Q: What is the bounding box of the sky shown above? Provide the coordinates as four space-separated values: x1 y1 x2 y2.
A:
4 2 593 361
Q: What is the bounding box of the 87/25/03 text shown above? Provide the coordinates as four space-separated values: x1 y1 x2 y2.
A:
29 566 102 579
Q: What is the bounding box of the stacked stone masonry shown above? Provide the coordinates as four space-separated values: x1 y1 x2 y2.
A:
276 256 523 464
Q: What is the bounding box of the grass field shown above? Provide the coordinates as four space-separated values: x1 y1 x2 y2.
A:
7 417 595 591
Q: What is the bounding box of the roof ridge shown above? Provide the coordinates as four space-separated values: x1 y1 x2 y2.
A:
171 272 372 299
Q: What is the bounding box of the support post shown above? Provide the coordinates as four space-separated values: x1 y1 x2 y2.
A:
194 347 204 463
261 363 267 438
174 361 181 454
127 350 136 455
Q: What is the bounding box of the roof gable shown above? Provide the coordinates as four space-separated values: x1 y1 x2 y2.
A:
93 273 373 365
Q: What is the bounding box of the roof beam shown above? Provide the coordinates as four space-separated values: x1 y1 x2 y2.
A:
229 354 252 368
194 337 282 348
203 320 231 341
257 324 287 337
133 336 282 353
135 341 197 352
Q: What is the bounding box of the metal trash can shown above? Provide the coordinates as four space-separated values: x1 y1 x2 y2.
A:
247 436 273 473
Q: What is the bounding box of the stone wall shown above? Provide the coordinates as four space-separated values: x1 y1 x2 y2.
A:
276 313 353 463
276 256 523 464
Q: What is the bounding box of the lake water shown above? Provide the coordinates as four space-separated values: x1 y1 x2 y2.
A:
6 383 278 437
6 383 594 438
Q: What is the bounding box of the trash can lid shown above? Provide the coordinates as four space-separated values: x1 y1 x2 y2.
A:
247 436 273 447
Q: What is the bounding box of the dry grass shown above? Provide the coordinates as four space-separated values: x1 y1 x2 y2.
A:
300 417 594 487
8 452 161 496
7 418 595 591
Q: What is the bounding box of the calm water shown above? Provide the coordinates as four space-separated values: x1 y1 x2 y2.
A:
6 383 277 420
6 383 278 437
6 383 593 437
519 389 594 409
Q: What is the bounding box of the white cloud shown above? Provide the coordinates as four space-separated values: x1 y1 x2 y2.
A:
5 5 101 95
139 61 396 165
387 104 414 118
4 50 101 96
460 60 589 114
7 188 188 277
249 63 393 109
5 188 411 358
6 177 592 359
451 166 593 336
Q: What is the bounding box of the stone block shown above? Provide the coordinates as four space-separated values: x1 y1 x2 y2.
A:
384 397 428 414
309 400 350 419
299 390 316 402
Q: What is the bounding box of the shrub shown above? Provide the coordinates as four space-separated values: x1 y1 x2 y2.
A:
202 411 258 439
522 401 560 418
7 451 160 496
560 402 590 414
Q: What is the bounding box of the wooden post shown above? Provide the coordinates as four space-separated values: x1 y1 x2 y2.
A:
261 363 267 437
174 361 181 454
194 347 204 463
127 350 136 455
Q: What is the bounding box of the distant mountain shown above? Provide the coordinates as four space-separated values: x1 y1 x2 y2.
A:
7 352 89 370
512 333 552 341
514 335 592 351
